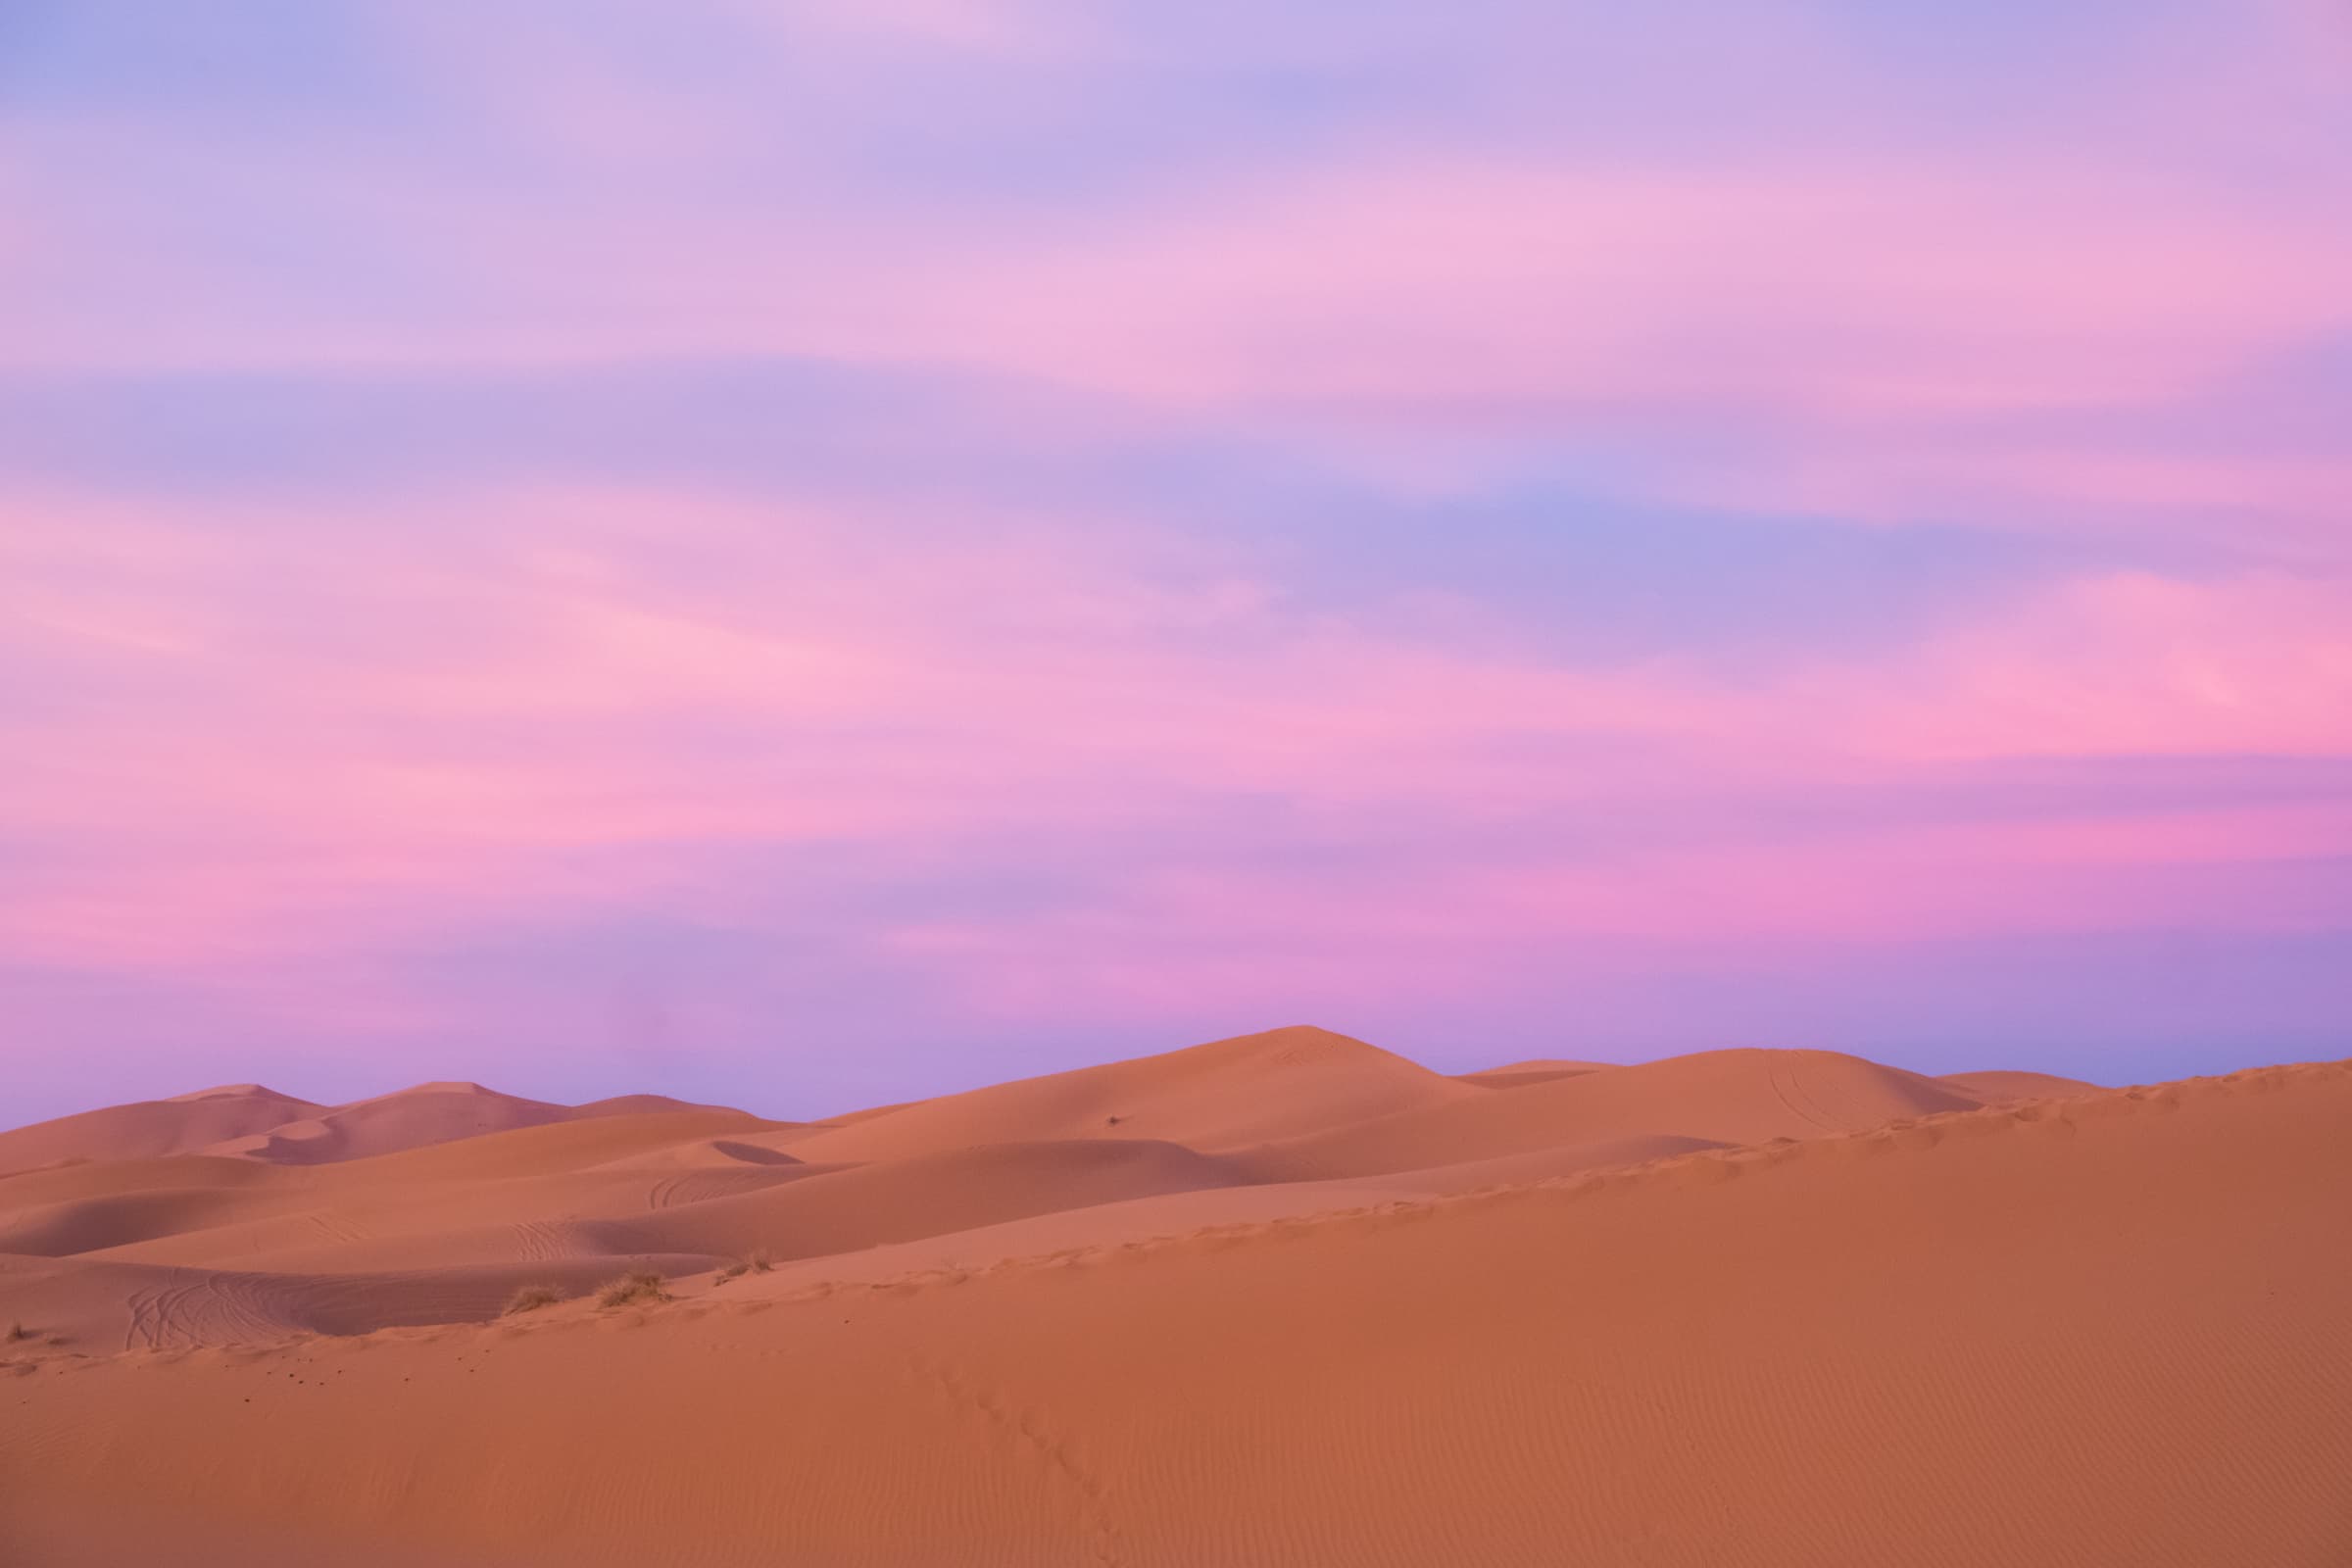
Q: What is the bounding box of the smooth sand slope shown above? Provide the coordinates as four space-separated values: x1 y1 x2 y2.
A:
2 1033 2345 1566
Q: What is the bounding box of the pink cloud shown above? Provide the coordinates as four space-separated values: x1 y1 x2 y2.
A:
884 795 2352 1024
4 487 2345 986
1812 570 2352 762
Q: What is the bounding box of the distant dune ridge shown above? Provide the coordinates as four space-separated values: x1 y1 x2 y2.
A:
0 1080 735 1178
4 1027 2347 1567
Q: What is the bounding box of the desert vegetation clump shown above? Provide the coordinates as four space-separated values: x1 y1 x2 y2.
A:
597 1270 670 1308
4 1321 28 1343
504 1285 564 1316
714 1250 774 1285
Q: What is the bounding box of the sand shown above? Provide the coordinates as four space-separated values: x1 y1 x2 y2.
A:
2 1028 2346 1565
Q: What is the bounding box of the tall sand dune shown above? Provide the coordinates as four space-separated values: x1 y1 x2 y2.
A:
781 1025 1481 1162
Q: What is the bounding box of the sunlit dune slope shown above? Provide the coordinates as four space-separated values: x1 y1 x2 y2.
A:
780 1024 1481 1162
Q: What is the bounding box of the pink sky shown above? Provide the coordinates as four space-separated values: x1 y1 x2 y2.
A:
2 0 2348 1121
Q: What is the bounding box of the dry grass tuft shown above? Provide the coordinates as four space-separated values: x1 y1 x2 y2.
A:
713 1250 775 1287
596 1270 670 1309
504 1284 564 1316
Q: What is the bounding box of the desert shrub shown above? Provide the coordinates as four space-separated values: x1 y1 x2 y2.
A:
714 1250 772 1286
596 1270 669 1309
4 1321 27 1343
504 1285 564 1315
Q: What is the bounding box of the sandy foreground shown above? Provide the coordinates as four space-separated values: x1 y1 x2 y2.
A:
2 1029 2346 1565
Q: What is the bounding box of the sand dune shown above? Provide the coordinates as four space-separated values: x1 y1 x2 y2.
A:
1238 1046 1987 1179
1938 1068 2099 1102
0 1113 797 1280
2 1035 2344 1566
0 1086 322 1177
780 1025 1481 1162
1 1084 765 1180
588 1138 1246 1261
207 1082 598 1164
311 1107 781 1181
104 1141 1236 1278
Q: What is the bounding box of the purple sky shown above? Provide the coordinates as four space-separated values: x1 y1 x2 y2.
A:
4 2 2350 1124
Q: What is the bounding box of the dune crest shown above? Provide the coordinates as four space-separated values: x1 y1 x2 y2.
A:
1453 1057 1616 1089
780 1024 1481 1162
0 1083 762 1178
1938 1068 2099 1102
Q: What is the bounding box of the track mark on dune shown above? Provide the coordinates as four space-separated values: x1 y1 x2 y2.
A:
125 1277 204 1350
121 1284 159 1351
1767 1060 1838 1133
911 1356 1123 1564
120 1271 290 1350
